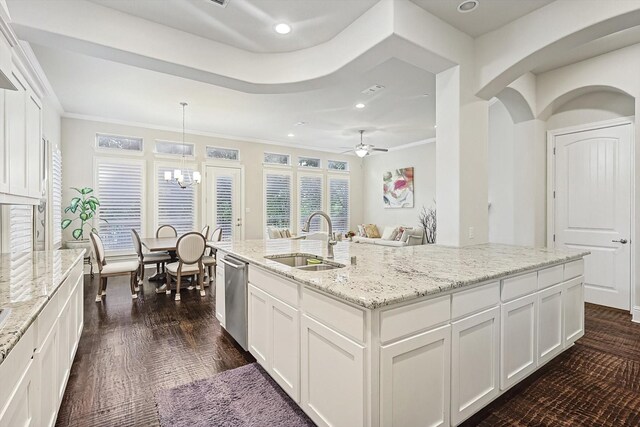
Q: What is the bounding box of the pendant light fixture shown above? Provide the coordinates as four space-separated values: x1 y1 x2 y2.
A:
164 102 201 188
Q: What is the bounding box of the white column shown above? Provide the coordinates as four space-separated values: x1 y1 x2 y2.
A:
436 65 489 246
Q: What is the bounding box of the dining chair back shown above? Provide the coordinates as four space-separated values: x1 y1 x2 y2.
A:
211 227 223 242
156 224 177 238
130 228 172 286
201 225 210 241
165 232 206 301
90 231 140 302
131 229 143 257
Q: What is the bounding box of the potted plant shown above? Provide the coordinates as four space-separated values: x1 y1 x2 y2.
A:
61 187 104 250
345 231 356 242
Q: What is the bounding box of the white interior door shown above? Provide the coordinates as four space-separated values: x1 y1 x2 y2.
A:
206 166 242 241
554 123 631 310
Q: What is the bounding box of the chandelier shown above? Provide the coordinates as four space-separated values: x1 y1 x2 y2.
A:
164 102 201 188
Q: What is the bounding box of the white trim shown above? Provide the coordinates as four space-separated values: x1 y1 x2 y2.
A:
387 137 436 152
18 42 64 113
547 116 635 313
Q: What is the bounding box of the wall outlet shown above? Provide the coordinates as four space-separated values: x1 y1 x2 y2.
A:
468 226 475 239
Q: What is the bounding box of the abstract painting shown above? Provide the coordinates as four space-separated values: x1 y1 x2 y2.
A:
383 167 414 208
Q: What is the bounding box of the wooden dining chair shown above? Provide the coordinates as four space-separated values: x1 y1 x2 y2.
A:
131 229 172 286
201 225 210 240
90 231 140 302
203 227 222 283
165 232 206 301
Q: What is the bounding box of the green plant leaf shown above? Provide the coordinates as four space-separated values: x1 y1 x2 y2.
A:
87 200 96 211
80 212 88 221
81 187 93 195
71 187 83 194
72 228 83 240
61 219 72 229
64 207 71 213
69 197 81 213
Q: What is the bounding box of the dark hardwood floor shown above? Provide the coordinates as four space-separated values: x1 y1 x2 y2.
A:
56 272 254 427
58 273 640 427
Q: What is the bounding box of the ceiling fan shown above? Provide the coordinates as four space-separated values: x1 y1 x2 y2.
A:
345 130 389 158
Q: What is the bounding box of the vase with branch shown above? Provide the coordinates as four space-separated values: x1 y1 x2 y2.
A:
419 204 436 244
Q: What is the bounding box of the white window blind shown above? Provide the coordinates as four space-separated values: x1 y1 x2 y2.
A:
157 166 195 235
10 205 33 254
52 148 62 248
97 160 143 252
265 172 292 229
329 177 350 234
298 175 323 233
215 175 234 241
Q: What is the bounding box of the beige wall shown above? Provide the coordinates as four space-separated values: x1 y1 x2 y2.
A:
60 117 363 243
362 142 436 230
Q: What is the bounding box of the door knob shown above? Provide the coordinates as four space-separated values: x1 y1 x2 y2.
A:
612 239 628 244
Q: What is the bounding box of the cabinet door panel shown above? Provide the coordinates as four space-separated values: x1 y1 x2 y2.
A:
6 71 27 196
0 90 7 193
301 315 364 427
270 297 299 402
37 325 58 427
564 277 584 345
0 360 36 427
248 284 269 366
25 94 41 198
538 283 564 365
215 268 225 327
381 325 450 427
451 306 500 426
501 294 537 390
57 299 71 401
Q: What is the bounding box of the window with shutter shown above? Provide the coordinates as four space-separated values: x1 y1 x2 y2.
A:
10 205 33 254
215 175 234 241
264 171 292 229
52 147 62 248
328 176 349 234
298 174 323 233
157 166 196 235
96 159 144 253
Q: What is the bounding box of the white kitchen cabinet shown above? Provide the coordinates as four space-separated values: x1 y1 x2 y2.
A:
537 283 564 365
0 359 37 427
248 283 269 366
451 306 500 426
215 257 225 327
380 324 451 427
25 92 42 199
501 293 537 390
6 69 27 197
248 283 300 401
563 277 584 346
301 314 365 427
36 320 59 427
0 90 7 193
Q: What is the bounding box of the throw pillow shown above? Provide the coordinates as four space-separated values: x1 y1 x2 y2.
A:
357 224 366 237
283 229 292 238
381 226 398 241
364 224 381 239
394 226 405 241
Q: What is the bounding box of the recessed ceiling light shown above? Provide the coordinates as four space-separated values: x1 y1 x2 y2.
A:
434 125 437 129
457 0 478 13
355 103 366 109
287 133 295 137
274 23 291 34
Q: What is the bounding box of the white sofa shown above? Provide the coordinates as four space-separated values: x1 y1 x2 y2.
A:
352 226 424 247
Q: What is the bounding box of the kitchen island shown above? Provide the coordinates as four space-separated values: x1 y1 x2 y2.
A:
0 249 85 427
213 239 589 427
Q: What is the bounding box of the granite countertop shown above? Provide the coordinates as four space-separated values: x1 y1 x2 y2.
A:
0 249 85 365
212 240 589 309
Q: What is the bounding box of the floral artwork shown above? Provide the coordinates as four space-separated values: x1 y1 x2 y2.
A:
383 167 414 208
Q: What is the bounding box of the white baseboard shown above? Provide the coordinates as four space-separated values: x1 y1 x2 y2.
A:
632 306 640 323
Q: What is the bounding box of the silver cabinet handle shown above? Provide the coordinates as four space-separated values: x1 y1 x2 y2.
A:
220 258 245 269
612 239 628 244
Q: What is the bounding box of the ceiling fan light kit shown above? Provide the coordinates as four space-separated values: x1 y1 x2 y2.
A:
353 129 389 157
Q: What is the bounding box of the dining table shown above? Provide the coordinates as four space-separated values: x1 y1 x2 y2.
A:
140 237 218 281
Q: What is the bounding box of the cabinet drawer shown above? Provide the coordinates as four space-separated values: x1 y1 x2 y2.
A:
249 267 298 307
302 287 365 343
564 259 584 281
501 272 537 302
0 324 35 407
537 265 564 290
452 282 499 320
380 295 450 344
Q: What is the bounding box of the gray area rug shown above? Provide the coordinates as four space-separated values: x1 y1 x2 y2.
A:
156 363 316 427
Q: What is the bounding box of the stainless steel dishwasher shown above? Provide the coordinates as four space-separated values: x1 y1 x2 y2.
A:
221 255 248 351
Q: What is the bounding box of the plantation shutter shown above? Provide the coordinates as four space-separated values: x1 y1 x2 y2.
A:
328 177 350 234
10 205 33 254
298 175 323 233
216 175 234 241
265 172 291 229
157 166 195 235
97 160 143 252
52 147 62 248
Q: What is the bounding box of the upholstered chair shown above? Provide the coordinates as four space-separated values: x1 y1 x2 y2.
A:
203 226 222 283
90 231 140 302
165 232 206 301
130 229 172 286
201 225 210 241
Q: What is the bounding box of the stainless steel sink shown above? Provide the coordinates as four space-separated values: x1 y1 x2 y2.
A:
265 254 345 271
265 254 323 267
297 264 344 271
